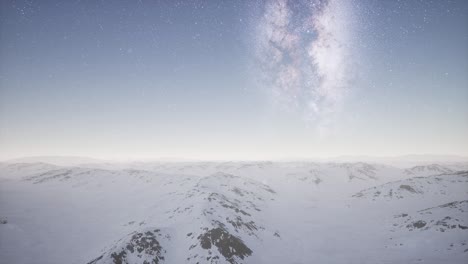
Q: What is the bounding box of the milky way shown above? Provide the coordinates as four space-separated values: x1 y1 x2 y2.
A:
254 0 360 132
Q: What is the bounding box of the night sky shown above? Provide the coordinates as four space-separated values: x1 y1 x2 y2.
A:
1 0 467 160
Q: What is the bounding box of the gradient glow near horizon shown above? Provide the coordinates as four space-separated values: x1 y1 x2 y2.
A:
0 0 467 160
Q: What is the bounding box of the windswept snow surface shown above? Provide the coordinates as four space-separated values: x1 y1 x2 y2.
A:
0 161 467 264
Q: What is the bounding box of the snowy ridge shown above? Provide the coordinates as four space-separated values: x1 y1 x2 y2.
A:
404 164 454 176
87 228 172 264
0 162 59 180
393 200 468 233
384 200 468 257
85 172 278 264
352 171 468 201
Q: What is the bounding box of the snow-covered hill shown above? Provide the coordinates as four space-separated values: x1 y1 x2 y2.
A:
393 200 468 232
352 171 468 201
404 164 454 176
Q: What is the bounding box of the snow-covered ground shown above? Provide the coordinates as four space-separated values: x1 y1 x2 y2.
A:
0 161 467 264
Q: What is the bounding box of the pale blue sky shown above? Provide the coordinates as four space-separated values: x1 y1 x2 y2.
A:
0 0 467 160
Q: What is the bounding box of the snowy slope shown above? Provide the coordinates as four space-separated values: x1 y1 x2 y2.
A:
393 200 468 232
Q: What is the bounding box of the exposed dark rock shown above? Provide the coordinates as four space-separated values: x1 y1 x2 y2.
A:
88 229 167 264
412 220 427 229
226 216 261 236
86 255 103 264
198 227 252 264
399 185 417 193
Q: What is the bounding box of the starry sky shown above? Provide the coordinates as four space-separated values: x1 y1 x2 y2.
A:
0 0 467 160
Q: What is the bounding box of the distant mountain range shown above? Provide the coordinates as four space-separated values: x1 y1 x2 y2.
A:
3 154 468 167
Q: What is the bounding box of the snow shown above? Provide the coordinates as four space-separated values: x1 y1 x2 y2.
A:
0 161 467 263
